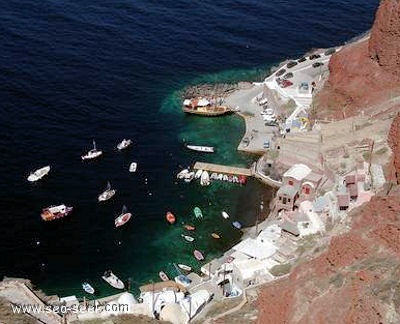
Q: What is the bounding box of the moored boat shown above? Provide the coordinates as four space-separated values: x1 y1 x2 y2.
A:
82 140 102 160
177 264 192 272
82 282 95 294
193 207 203 219
181 234 195 242
211 233 221 239
102 270 125 289
193 249 204 261
41 204 73 221
115 205 132 227
200 171 210 186
183 98 231 116
210 172 218 180
117 139 133 150
177 169 189 179
166 211 176 224
222 211 229 219
98 181 116 202
232 221 242 229
194 169 203 179
238 175 247 184
184 172 195 183
27 165 50 182
129 162 137 173
186 145 215 153
159 271 169 282
184 224 196 231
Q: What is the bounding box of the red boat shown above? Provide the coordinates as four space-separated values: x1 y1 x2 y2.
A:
166 212 176 224
184 224 196 231
193 249 204 261
115 205 132 228
238 175 247 184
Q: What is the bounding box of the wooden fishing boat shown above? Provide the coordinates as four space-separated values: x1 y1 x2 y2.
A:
184 224 196 231
159 271 169 282
193 207 203 219
193 249 204 261
166 212 176 224
211 233 221 239
177 264 192 272
183 98 231 116
181 234 195 242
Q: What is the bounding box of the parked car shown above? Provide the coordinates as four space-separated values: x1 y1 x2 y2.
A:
286 61 298 68
263 140 270 149
276 69 286 77
297 57 307 63
309 54 321 60
263 114 277 122
265 120 278 126
324 48 336 56
280 80 293 88
283 72 294 79
312 62 324 68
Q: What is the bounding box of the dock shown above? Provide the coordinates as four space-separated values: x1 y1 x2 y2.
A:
193 162 252 176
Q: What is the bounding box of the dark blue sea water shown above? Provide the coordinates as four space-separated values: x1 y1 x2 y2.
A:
0 0 379 297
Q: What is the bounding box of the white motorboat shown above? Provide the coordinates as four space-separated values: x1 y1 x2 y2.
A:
115 205 132 227
184 172 195 183
194 169 203 179
41 204 73 221
27 165 50 182
117 139 133 150
181 234 195 242
222 211 229 219
82 282 95 294
98 181 116 202
177 264 192 272
82 140 103 160
186 145 215 153
177 169 189 179
102 270 125 289
129 162 137 173
200 171 210 186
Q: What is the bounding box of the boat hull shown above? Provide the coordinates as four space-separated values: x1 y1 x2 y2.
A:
28 166 50 182
102 272 125 289
193 250 204 261
115 213 132 227
41 205 73 221
166 212 176 224
183 106 231 116
186 145 215 153
159 271 169 282
98 189 116 202
177 264 192 272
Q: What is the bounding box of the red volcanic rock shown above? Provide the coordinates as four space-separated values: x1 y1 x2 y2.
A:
388 113 400 184
369 0 400 77
314 0 400 119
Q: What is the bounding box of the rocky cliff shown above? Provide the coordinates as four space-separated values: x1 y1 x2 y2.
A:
314 0 400 120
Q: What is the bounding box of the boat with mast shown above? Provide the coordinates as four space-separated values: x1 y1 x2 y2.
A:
115 205 132 227
183 98 231 116
81 140 102 160
98 181 116 202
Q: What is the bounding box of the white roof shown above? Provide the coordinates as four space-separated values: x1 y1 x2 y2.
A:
118 292 137 305
183 99 191 106
197 98 210 106
233 238 277 260
283 163 312 181
257 224 281 244
233 259 268 280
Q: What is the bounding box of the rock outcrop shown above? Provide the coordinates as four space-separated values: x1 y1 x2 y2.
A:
314 0 400 120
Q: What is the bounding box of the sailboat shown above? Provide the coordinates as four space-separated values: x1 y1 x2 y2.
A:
98 181 116 202
81 140 103 160
115 205 132 227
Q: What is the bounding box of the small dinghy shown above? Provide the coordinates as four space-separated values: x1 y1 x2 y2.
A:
82 282 95 294
177 169 189 179
184 224 196 231
115 205 132 227
166 211 176 224
200 171 210 186
194 169 203 179
222 211 229 219
177 264 192 272
193 207 203 219
181 234 195 242
232 221 242 229
102 270 125 289
193 249 204 261
129 162 137 173
186 145 215 153
82 140 103 160
159 271 169 282
98 181 116 202
27 165 50 182
117 139 133 150
211 233 221 239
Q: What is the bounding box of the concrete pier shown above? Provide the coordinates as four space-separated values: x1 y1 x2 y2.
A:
193 162 252 176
